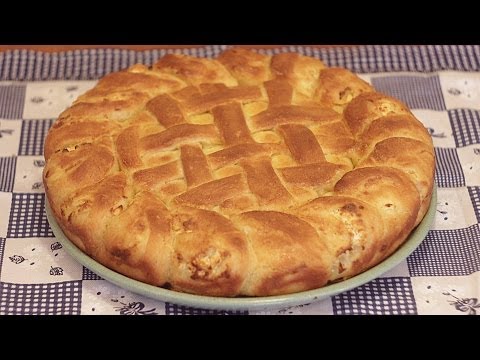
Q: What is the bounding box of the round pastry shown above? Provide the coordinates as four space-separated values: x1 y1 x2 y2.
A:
43 48 435 297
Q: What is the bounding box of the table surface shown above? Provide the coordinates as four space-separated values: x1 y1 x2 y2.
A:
0 45 478 315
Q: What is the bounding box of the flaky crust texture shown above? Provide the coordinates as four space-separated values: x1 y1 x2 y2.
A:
43 48 435 297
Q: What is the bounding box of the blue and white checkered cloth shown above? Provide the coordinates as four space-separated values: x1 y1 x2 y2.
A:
0 45 479 315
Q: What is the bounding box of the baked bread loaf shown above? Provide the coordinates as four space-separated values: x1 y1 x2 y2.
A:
43 48 435 297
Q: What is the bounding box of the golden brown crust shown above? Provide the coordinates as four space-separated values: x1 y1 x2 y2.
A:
294 195 385 279
102 191 173 285
344 92 412 137
218 48 272 86
170 207 249 296
271 52 326 97
233 211 332 296
78 71 186 99
251 105 339 131
356 137 434 225
153 54 238 87
334 167 421 256
315 68 373 109
44 48 435 297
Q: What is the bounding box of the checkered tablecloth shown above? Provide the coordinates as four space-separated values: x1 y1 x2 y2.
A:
0 45 479 315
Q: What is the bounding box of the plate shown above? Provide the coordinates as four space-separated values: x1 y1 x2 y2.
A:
45 186 436 311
